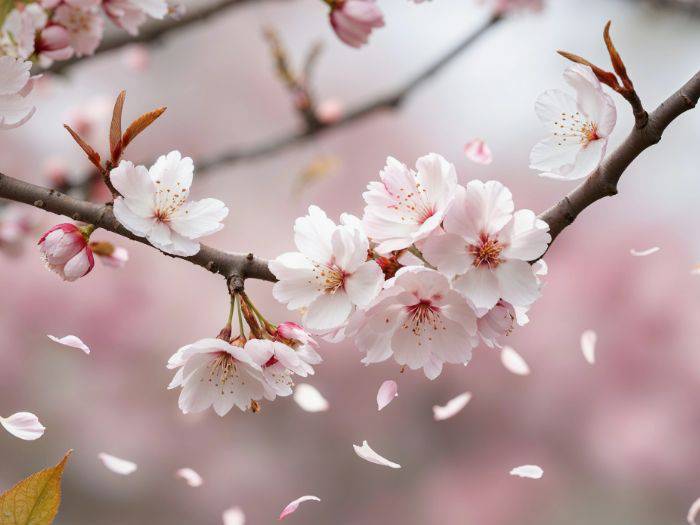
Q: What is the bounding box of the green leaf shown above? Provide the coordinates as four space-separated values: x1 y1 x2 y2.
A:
0 450 72 525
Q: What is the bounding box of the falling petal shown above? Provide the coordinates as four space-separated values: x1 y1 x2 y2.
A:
293 384 329 412
0 412 45 440
98 453 137 475
501 346 530 376
630 246 660 257
464 138 493 165
222 507 245 525
433 392 472 421
687 498 700 525
581 329 597 365
278 495 321 520
376 380 398 411
176 467 203 487
47 334 90 355
510 465 543 479
691 265 700 276
353 440 401 469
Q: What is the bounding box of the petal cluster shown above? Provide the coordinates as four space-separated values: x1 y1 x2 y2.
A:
329 0 384 48
0 56 37 130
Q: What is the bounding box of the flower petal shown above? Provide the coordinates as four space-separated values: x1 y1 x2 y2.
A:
464 138 493 165
376 380 398 411
175 467 203 487
688 498 700 525
223 507 245 525
293 384 329 412
344 260 383 307
630 246 660 257
0 412 45 440
170 198 228 239
501 346 530 376
278 495 321 520
509 465 543 479
432 392 472 421
580 329 597 365
353 440 401 469
303 291 353 332
98 453 137 475
47 334 90 354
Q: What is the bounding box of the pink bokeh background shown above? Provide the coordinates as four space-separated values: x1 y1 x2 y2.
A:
1 0 700 523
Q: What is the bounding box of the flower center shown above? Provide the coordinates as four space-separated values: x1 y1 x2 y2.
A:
207 352 238 395
470 234 503 268
553 111 600 146
312 263 346 294
153 180 188 222
386 178 435 225
402 299 444 344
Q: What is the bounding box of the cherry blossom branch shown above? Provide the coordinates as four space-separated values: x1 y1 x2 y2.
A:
45 0 281 75
0 172 276 289
538 69 700 244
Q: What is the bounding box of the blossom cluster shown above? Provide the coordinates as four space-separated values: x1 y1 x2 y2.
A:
0 0 173 67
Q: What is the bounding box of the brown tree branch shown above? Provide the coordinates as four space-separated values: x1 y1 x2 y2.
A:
44 0 285 75
538 70 700 244
0 173 276 287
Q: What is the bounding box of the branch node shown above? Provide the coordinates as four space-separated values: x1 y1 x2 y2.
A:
246 253 254 261
228 275 245 294
681 92 696 109
33 200 44 208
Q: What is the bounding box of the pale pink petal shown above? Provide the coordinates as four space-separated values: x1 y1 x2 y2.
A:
293 384 329 412
47 334 90 354
580 329 597 365
376 380 398 411
432 392 472 421
223 507 245 525
687 497 700 525
99 453 137 475
176 467 203 487
500 346 530 376
464 138 493 165
510 464 543 479
0 412 45 440
630 246 660 257
278 495 321 520
353 440 401 469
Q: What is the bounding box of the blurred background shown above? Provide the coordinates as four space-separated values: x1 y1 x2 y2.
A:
1 0 700 523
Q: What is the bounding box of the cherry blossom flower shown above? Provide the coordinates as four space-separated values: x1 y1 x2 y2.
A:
103 0 168 36
167 338 272 416
38 223 95 281
421 180 551 310
111 151 228 256
95 245 129 268
36 25 74 66
530 64 617 180
348 266 478 379
1 4 46 59
269 206 383 332
53 3 105 57
476 300 528 348
329 0 384 48
0 56 37 130
0 412 45 440
362 153 458 253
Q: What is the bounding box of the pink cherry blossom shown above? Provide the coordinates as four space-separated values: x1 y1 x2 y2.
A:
103 0 167 36
38 223 95 281
95 245 129 268
464 138 493 165
167 338 272 416
329 0 384 48
53 4 105 57
36 25 74 66
1 4 46 59
530 64 617 180
111 151 229 256
347 266 478 379
0 56 37 130
421 180 551 310
269 206 384 333
362 153 458 253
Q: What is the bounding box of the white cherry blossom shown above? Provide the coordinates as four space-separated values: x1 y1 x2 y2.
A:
111 151 228 256
0 56 37 130
421 180 550 311
347 266 477 379
530 64 617 180
269 206 384 332
362 153 458 253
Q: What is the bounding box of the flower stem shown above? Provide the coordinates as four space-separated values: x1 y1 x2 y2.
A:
241 292 275 331
236 294 245 337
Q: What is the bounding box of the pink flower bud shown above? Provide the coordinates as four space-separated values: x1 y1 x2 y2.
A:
316 98 344 124
37 25 74 62
277 322 318 348
330 0 384 48
38 223 94 282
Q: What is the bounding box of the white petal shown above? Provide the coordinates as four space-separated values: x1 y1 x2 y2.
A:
376 380 398 411
630 246 660 257
47 334 90 354
278 495 321 520
500 346 530 376
580 329 597 365
687 498 700 525
0 56 31 96
110 161 155 203
170 198 228 239
464 138 493 165
294 205 335 263
175 467 203 487
454 267 500 311
344 260 384 307
496 260 541 307
0 412 45 440
509 465 543 479
303 292 353 332
432 392 472 421
293 384 329 412
113 197 155 237
99 453 137 475
149 150 193 192
223 507 245 525
353 440 401 469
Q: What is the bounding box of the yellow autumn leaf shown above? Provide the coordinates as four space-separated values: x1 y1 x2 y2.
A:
0 450 72 525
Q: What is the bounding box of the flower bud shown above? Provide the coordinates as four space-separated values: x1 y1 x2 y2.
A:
329 0 384 48
38 223 94 282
